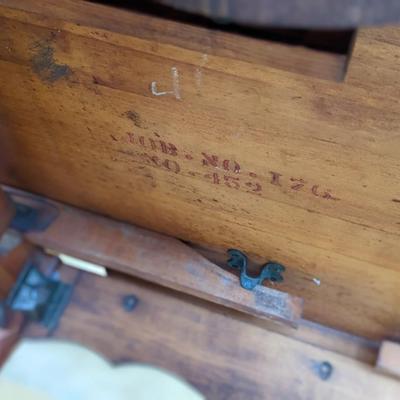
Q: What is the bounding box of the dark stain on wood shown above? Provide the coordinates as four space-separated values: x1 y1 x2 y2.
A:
124 110 141 128
92 75 106 85
392 199 400 203
31 41 71 83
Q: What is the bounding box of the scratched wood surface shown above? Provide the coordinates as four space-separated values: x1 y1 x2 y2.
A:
0 0 399 339
34 270 400 400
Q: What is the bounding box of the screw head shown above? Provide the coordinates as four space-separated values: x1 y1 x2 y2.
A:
122 295 138 312
318 361 333 381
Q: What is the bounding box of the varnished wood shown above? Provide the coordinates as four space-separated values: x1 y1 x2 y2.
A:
17 188 302 327
7 188 376 364
32 269 400 400
0 1 399 339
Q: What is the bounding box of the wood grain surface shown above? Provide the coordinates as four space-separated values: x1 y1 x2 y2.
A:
41 270 400 400
21 190 303 327
8 186 379 365
0 0 349 81
0 1 399 339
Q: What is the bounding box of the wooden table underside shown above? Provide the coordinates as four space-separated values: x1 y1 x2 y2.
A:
0 0 399 340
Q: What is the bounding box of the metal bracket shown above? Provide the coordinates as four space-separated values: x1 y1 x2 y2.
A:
5 260 73 332
227 249 285 290
9 194 59 233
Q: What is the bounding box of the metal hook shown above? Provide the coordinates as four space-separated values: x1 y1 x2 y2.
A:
227 249 285 290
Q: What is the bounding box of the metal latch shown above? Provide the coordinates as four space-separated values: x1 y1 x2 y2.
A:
4 260 73 332
227 249 285 290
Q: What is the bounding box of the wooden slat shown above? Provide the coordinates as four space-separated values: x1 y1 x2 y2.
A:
0 0 348 81
0 1 399 339
35 270 400 400
5 188 375 364
16 189 302 327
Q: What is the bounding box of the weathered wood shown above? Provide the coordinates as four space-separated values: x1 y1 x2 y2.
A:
377 341 400 379
0 1 399 339
14 188 302 327
35 270 400 400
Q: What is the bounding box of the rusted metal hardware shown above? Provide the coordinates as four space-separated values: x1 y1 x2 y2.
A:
316 361 334 381
4 256 73 332
0 189 65 332
155 0 400 28
227 249 285 290
122 294 139 312
1 186 59 234
8 192 59 233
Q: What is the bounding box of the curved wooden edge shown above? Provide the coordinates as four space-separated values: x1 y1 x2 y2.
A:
1 339 204 399
42 270 400 400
